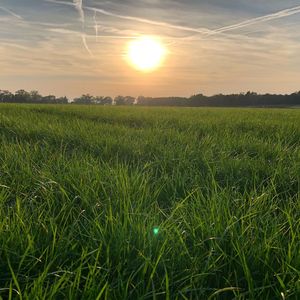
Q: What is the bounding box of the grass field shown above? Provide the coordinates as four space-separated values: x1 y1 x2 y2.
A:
0 104 299 299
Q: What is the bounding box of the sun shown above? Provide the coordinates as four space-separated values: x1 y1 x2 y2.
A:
127 36 166 72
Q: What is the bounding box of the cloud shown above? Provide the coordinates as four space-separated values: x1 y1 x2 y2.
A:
87 3 300 39
0 6 23 19
209 5 300 35
45 1 93 56
73 0 84 24
48 1 300 39
48 27 134 40
72 0 93 56
84 6 213 35
2 0 300 98
43 0 300 66
45 0 212 34
93 10 98 41
81 34 93 56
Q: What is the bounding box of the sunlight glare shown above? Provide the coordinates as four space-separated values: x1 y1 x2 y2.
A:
127 36 166 72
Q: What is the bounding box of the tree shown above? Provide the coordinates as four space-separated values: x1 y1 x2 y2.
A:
136 96 145 105
114 95 125 105
73 94 94 104
42 95 56 103
124 96 135 105
0 90 13 102
91 96 113 105
113 96 135 105
14 89 31 103
29 90 42 103
102 96 113 105
94 96 104 105
56 96 69 104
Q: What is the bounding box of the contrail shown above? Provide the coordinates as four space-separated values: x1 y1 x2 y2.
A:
46 0 74 7
83 4 300 37
80 33 93 56
49 27 133 39
0 6 23 19
85 6 213 35
210 5 300 35
93 10 98 41
81 34 93 56
73 0 84 24
72 0 93 56
45 0 212 35
45 1 300 38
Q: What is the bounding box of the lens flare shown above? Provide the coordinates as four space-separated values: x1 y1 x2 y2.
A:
153 227 159 235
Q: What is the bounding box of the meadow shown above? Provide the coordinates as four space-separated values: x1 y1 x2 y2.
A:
0 104 299 299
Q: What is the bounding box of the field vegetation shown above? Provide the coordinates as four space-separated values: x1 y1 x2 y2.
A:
0 104 299 299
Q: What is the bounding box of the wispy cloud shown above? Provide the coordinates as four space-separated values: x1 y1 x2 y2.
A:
4 0 300 96
45 1 300 49
43 0 300 69
48 27 132 38
93 11 98 41
73 0 84 24
0 6 23 20
45 0 75 7
85 6 213 35
73 0 93 57
210 5 300 35
48 0 93 56
86 3 300 40
73 0 93 56
81 34 93 56
45 0 212 35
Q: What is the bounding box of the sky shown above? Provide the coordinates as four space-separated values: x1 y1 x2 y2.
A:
1 0 300 98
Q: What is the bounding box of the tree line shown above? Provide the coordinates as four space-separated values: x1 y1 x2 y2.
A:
0 90 135 105
0 90 68 104
137 92 300 107
1 89 300 107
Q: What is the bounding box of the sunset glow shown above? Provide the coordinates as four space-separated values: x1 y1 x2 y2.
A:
127 37 166 72
1 1 300 97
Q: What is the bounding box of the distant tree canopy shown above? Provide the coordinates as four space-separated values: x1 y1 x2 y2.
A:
1 88 300 107
72 95 113 105
186 91 300 107
137 92 300 107
114 96 135 105
0 89 68 104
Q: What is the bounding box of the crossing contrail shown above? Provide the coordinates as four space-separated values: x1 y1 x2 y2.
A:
73 0 84 24
72 0 93 56
85 5 213 35
210 5 300 35
84 4 300 37
45 1 300 38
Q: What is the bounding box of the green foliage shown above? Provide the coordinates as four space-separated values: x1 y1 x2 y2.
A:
0 104 299 299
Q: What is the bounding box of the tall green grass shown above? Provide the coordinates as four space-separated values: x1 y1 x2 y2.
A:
0 104 299 299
